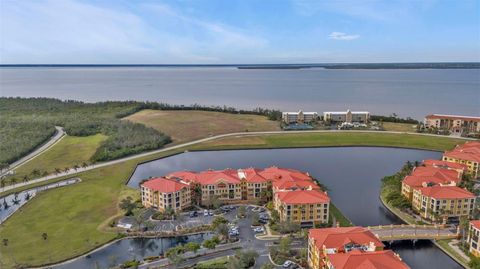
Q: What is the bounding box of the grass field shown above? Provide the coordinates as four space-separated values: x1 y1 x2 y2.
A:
194 132 465 151
124 110 280 143
382 122 418 132
0 132 469 267
11 134 107 183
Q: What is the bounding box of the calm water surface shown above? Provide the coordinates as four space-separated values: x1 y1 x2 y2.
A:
1 67 479 119
128 147 462 269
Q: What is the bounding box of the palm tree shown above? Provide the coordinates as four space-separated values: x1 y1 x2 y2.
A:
81 162 88 169
31 169 41 178
2 238 8 246
24 192 31 201
54 168 61 175
23 175 29 183
3 199 9 209
10 177 17 185
42 233 48 240
64 167 70 173
73 164 80 171
12 193 20 205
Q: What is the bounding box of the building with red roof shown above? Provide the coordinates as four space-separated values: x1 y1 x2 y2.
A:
401 166 462 202
274 189 330 227
443 142 480 178
411 185 475 221
468 220 480 257
326 250 409 269
424 114 480 134
308 227 409 269
142 166 330 219
141 177 191 212
422 159 468 175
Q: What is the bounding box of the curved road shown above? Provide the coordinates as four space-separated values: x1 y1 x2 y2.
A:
0 126 65 177
0 130 475 194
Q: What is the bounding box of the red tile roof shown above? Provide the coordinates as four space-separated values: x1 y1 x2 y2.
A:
444 142 480 162
471 220 480 230
195 169 241 185
411 166 460 180
273 179 320 191
425 114 480 122
327 250 409 269
276 189 330 204
422 160 468 172
309 227 384 252
416 185 475 199
142 177 189 193
259 166 312 182
238 168 269 183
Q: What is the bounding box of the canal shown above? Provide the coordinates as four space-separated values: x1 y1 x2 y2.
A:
126 146 462 269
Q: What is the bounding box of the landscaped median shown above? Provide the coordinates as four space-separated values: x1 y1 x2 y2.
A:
0 132 472 268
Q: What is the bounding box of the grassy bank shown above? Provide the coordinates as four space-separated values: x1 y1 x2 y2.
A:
194 132 465 151
0 132 468 267
330 204 354 227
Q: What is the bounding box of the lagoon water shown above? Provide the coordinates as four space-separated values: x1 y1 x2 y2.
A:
128 147 462 269
1 67 479 119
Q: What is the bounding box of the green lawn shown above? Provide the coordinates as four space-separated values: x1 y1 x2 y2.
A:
195 132 465 151
11 134 107 184
0 132 471 267
330 204 353 227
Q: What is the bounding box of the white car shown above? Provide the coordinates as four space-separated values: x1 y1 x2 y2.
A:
203 210 209 216
283 260 293 268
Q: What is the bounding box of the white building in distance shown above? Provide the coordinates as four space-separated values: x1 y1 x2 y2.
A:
323 109 370 123
282 110 318 124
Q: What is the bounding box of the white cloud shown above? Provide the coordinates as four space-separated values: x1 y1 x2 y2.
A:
0 0 268 64
328 32 360 41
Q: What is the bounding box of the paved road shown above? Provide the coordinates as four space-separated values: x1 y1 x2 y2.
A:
1 129 474 194
0 126 65 177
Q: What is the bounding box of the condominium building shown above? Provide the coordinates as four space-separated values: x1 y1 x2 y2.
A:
141 177 191 212
274 190 330 227
401 166 461 202
424 114 480 134
308 227 409 269
323 109 370 123
142 166 330 216
282 110 318 124
443 142 480 178
467 220 480 257
411 186 475 221
422 159 468 176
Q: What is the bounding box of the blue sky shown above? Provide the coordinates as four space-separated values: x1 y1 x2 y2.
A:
1 0 479 64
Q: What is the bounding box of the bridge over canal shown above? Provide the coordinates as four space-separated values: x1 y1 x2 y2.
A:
367 224 459 241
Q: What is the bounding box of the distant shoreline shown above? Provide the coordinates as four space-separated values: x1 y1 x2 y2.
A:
1 62 479 69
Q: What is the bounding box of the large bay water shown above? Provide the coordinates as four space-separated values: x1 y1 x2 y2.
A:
1 67 479 119
128 147 462 269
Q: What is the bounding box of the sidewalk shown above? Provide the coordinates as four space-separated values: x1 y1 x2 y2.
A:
139 241 241 269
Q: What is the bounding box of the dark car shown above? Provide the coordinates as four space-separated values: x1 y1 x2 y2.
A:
189 211 198 217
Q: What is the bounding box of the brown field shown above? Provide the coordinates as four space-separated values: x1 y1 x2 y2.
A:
381 122 418 132
124 110 280 143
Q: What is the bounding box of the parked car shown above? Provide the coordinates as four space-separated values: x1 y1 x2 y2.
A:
189 211 198 218
203 210 209 216
253 227 264 233
283 260 293 268
208 210 214 216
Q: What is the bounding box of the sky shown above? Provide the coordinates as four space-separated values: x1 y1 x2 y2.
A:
0 0 479 64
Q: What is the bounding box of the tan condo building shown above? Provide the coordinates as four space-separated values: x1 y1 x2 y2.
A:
323 109 370 123
443 142 480 178
282 110 318 124
424 114 480 134
468 220 480 257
